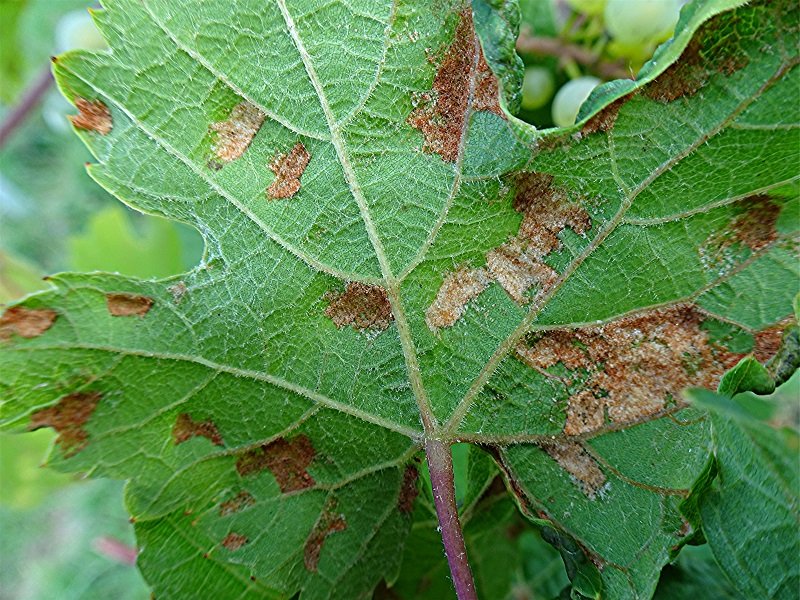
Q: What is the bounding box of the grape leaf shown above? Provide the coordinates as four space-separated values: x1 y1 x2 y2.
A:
0 0 797 598
685 365 800 599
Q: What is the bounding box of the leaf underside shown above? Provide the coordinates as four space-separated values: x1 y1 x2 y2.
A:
1 0 798 598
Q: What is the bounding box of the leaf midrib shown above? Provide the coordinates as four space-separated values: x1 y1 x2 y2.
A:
56 2 794 446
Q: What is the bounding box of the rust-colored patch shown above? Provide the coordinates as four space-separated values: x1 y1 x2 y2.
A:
29 392 101 456
210 102 265 163
754 320 792 363
425 267 490 330
221 532 248 551
267 142 311 199
220 490 256 516
304 499 347 571
730 196 781 252
541 441 607 498
324 282 393 332
700 196 781 276
106 293 153 317
519 305 742 436
407 10 502 162
473 52 504 117
172 413 224 446
645 16 749 103
490 173 590 303
486 240 559 304
236 435 316 493
398 466 419 513
70 98 112 134
0 307 57 342
426 173 591 329
580 96 629 137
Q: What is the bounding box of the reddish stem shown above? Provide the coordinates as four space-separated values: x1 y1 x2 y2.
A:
0 64 54 150
425 438 478 600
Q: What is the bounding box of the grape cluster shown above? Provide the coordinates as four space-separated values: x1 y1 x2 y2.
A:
520 0 683 128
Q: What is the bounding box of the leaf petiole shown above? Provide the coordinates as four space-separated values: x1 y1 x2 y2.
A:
425 438 478 600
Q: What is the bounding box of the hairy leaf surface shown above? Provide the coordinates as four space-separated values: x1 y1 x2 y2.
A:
1 0 798 598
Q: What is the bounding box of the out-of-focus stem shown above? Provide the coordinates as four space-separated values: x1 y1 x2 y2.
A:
0 64 54 150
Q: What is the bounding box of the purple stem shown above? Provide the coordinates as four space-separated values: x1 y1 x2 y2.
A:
425 438 478 600
0 64 54 150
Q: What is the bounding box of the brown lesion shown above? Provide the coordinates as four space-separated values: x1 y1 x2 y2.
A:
106 293 154 317
700 195 782 275
267 142 311 199
210 102 266 163
540 441 607 499
407 9 503 162
645 13 749 103
303 497 347 571
221 532 248 551
219 490 256 516
728 195 781 252
579 96 630 137
235 435 316 493
324 282 394 333
397 465 419 513
0 306 57 342
70 98 112 135
425 267 490 330
518 305 747 436
29 392 102 457
427 173 591 329
172 413 224 446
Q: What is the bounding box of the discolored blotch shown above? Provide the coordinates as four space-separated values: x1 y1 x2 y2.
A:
754 320 793 363
473 52 504 116
700 196 781 276
490 173 590 303
398 466 419 513
304 498 347 571
427 173 591 329
210 102 266 163
426 267 490 330
219 491 256 516
324 282 394 332
70 98 112 134
29 392 101 457
645 15 749 103
407 10 502 162
267 142 311 199
172 413 224 446
518 305 741 436
168 281 187 304
579 96 629 137
221 532 248 551
486 240 559 304
540 441 607 499
236 435 316 493
0 307 57 342
730 195 781 252
106 293 154 317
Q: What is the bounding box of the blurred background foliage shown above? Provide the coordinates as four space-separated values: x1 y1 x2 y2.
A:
1 1 200 598
0 1 782 599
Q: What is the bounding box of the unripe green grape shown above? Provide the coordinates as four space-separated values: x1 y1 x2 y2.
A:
607 39 654 64
604 0 680 47
521 67 555 110
551 76 600 127
55 10 107 53
566 0 607 16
